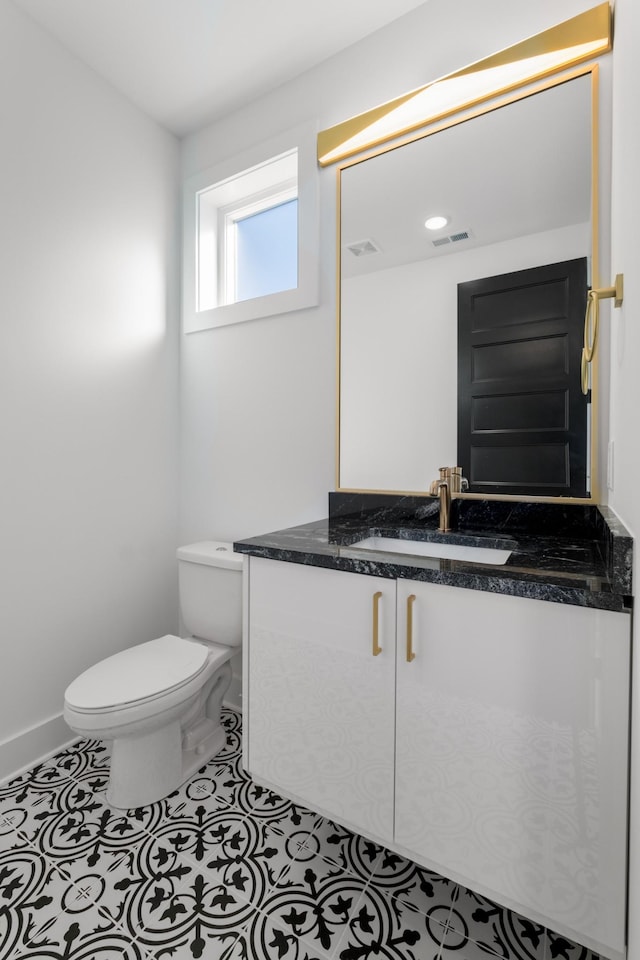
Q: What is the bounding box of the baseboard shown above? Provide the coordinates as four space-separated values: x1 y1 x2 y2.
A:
1 695 243 789
0 713 77 786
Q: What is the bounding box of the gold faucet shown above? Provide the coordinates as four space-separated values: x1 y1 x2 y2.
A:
429 467 468 532
429 476 452 532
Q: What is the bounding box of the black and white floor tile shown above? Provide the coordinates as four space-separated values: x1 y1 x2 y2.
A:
0 708 599 960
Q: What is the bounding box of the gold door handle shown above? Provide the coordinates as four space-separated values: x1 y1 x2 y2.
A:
372 591 383 656
406 594 416 662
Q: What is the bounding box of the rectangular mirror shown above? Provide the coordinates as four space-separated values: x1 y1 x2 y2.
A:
338 70 596 500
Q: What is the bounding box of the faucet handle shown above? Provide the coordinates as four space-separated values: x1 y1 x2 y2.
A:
430 468 467 496
444 466 467 493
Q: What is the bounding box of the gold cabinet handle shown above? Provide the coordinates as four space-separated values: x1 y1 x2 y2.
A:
406 594 416 662
372 591 383 656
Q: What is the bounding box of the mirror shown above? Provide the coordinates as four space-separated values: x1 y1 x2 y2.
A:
338 72 595 499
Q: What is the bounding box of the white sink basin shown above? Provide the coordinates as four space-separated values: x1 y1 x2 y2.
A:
349 536 512 566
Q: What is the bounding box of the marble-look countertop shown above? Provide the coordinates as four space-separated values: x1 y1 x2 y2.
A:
233 504 633 612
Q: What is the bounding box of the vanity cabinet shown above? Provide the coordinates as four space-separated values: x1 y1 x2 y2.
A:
246 557 397 842
246 557 630 959
394 579 629 958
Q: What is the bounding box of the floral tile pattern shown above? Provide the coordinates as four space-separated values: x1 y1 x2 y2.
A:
301 817 383 882
336 884 445 960
443 885 547 960
0 708 601 960
261 848 370 957
230 910 330 959
0 846 145 959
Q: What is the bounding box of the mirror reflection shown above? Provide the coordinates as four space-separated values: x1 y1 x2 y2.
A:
339 74 593 498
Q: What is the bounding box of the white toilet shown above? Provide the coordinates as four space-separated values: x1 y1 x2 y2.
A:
64 541 243 809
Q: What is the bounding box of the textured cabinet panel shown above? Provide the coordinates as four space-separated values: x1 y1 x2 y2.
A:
248 557 396 842
395 580 629 957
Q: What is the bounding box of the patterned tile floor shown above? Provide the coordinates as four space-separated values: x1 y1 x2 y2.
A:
0 708 598 960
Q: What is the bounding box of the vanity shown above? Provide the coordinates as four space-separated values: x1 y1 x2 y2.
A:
234 499 632 960
234 5 631 957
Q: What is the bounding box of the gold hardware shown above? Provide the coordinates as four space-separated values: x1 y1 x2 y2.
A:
581 348 590 396
447 466 463 493
429 478 451 532
406 594 416 662
318 3 610 166
429 467 467 530
581 274 624 395
583 290 599 363
372 591 383 656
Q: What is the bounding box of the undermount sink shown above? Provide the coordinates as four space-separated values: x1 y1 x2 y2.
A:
349 536 512 566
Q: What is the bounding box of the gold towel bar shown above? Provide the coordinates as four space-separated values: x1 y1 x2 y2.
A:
581 274 624 395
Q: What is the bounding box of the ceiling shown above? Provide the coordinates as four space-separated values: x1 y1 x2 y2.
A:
12 0 428 137
341 74 592 278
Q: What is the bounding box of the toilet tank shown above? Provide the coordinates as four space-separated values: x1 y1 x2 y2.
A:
176 541 243 646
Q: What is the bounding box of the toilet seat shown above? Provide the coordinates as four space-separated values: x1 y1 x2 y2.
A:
65 635 220 713
64 636 232 736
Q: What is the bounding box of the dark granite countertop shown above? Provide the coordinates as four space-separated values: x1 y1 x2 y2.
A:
234 497 633 613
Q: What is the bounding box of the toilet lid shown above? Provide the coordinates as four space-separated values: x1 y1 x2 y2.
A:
64 635 210 711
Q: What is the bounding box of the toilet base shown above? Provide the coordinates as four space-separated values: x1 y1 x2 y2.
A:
104 662 233 809
181 723 227 784
107 720 183 809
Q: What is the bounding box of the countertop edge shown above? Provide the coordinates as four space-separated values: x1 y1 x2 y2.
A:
233 538 631 614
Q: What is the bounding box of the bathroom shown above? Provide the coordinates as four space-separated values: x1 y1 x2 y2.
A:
0 0 639 957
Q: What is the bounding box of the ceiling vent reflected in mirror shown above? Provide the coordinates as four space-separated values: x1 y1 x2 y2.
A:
432 229 473 247
346 238 381 257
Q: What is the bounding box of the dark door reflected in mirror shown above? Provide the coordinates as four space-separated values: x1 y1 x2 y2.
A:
457 258 589 497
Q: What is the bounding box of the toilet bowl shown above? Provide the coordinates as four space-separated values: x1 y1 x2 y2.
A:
64 541 243 809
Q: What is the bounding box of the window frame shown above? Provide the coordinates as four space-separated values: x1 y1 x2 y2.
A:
183 122 319 333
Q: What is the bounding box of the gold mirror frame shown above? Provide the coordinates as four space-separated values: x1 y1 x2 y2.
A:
323 4 611 505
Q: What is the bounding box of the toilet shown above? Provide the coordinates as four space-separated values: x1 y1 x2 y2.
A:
64 541 242 809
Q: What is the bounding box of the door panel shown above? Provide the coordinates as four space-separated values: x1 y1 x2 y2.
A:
458 258 588 496
395 579 629 956
248 557 396 842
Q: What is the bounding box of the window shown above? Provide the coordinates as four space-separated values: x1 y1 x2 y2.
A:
232 195 298 303
183 124 318 332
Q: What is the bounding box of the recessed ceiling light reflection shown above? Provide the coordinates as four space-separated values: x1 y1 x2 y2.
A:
424 215 449 231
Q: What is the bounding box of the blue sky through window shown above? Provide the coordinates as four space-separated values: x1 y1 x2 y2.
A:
235 198 298 302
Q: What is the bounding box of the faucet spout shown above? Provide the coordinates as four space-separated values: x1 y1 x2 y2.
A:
429 466 468 531
429 478 451 532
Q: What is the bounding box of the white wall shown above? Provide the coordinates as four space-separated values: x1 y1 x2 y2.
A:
608 0 640 956
0 0 180 777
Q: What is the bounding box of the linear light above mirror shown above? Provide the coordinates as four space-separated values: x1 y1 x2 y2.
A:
317 3 610 167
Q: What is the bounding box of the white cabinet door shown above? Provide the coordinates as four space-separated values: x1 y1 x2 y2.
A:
247 557 397 842
395 579 630 957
